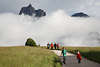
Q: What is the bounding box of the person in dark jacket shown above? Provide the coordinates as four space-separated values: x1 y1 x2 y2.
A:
54 42 57 50
47 43 50 49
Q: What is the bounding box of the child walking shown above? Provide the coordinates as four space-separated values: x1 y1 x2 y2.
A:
61 47 67 64
76 50 82 63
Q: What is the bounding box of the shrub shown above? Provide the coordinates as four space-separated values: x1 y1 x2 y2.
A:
25 38 37 46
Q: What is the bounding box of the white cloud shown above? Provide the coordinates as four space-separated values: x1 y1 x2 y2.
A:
0 10 100 46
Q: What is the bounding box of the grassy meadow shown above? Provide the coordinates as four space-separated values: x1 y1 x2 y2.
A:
0 46 61 67
64 47 100 63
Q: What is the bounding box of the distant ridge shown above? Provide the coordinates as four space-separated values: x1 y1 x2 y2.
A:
71 12 89 17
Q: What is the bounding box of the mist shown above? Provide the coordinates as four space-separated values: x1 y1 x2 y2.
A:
0 10 100 46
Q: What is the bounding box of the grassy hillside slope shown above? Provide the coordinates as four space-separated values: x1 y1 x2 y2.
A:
0 46 61 67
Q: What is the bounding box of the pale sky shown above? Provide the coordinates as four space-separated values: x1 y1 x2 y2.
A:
0 0 100 17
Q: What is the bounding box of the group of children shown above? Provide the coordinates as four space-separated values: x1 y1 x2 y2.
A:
47 42 60 50
47 43 82 64
61 47 82 64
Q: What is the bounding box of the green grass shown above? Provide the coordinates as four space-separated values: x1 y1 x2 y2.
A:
0 46 61 67
64 47 100 63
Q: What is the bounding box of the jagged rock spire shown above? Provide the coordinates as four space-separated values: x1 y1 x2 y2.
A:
19 4 46 17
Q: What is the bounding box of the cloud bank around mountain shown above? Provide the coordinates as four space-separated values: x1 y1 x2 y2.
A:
0 10 100 46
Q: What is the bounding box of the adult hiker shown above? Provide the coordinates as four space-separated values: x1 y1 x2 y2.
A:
47 43 50 49
51 43 53 50
61 47 67 64
54 42 57 50
76 50 82 63
56 43 59 50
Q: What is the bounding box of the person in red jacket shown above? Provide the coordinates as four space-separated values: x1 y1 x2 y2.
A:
56 43 59 50
76 50 82 63
51 43 53 50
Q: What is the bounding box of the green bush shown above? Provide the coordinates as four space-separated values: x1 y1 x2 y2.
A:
25 38 37 46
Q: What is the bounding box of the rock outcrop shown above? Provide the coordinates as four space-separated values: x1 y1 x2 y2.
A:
19 4 46 17
71 12 89 17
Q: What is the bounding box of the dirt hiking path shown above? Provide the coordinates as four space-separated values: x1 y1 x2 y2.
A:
51 50 100 67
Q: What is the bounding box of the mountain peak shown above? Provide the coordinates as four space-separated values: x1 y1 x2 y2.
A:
19 4 46 17
71 12 89 17
28 4 32 7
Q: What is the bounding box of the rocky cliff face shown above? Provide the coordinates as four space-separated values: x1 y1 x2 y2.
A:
19 4 46 17
35 9 46 17
71 12 89 17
